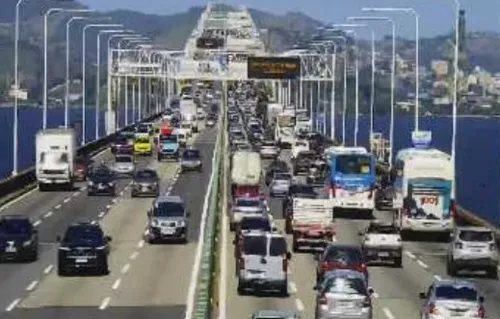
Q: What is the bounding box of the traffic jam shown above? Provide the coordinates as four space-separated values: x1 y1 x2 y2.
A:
227 81 492 319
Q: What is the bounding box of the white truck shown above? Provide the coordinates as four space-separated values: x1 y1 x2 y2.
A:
267 102 284 127
179 99 198 133
360 221 403 267
290 198 335 252
36 128 76 191
230 151 262 199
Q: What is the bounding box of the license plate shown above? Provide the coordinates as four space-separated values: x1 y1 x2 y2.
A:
161 228 175 235
76 258 88 263
338 301 354 308
378 252 390 257
5 247 16 253
142 186 148 191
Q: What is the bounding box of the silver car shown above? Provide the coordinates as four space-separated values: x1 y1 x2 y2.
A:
147 195 191 244
260 141 279 159
252 310 299 319
269 172 292 198
314 269 373 319
230 197 268 231
111 155 135 176
180 148 202 172
447 226 498 278
419 280 485 319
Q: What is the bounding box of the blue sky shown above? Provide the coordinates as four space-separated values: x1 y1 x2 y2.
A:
79 0 498 39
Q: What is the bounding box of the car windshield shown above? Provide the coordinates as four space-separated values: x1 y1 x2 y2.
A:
116 156 132 163
181 124 191 129
324 247 364 264
262 141 276 147
135 170 157 180
295 141 307 147
115 136 128 144
153 201 185 217
435 285 478 301
367 224 398 234
236 199 260 207
459 230 493 242
242 235 267 255
323 276 367 295
160 135 177 143
240 218 270 231
137 125 149 133
64 226 104 246
92 169 112 179
274 173 291 180
336 155 372 175
183 150 200 159
0 219 32 235
269 237 287 256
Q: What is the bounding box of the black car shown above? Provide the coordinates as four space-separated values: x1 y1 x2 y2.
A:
111 135 133 155
264 160 289 186
0 215 38 262
131 169 160 197
57 222 111 276
87 166 116 196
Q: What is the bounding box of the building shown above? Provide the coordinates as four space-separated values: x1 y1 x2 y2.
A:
8 85 28 101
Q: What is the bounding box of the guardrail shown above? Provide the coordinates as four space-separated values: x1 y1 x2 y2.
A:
191 109 223 319
0 112 163 206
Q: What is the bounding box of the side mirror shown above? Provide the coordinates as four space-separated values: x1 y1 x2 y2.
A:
479 296 485 303
368 287 374 295
419 292 426 299
286 252 292 260
56 235 61 242
105 236 112 242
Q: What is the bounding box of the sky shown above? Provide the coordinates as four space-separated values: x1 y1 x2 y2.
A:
79 0 498 39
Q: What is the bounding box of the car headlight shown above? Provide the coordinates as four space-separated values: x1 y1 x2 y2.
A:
23 240 32 247
151 220 159 227
177 220 186 227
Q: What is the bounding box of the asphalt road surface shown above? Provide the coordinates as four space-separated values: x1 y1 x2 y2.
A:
0 123 218 319
219 150 500 319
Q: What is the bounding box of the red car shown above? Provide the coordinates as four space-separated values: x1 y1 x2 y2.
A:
315 244 368 284
74 157 92 181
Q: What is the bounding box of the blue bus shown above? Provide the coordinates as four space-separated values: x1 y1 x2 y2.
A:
325 147 377 215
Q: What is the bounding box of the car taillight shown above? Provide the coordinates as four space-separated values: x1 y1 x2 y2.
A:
428 303 439 315
320 261 330 272
282 256 288 271
478 305 485 318
318 294 327 305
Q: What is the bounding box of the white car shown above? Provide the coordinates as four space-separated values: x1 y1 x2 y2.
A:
360 221 403 267
292 140 310 159
111 154 135 177
259 141 279 159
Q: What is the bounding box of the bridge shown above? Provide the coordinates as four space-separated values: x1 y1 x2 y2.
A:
0 2 498 319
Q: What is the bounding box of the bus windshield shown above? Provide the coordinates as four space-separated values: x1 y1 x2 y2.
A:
277 115 294 128
335 155 372 175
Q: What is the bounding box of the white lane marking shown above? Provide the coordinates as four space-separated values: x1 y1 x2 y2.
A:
295 299 305 312
98 212 105 218
144 229 149 236
72 192 80 197
91 220 97 225
112 278 122 290
130 251 139 260
383 307 395 319
43 264 54 274
81 186 87 191
43 211 53 218
106 205 112 209
289 282 297 293
33 220 41 227
434 275 442 281
0 188 37 212
185 128 218 319
405 251 416 259
54 204 61 209
5 298 21 312
137 240 145 248
121 263 130 274
98 297 111 310
63 198 71 203
26 280 39 291
417 259 429 269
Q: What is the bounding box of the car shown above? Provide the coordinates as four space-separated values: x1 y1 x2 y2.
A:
233 215 274 259
230 197 268 231
111 154 135 177
57 222 111 276
74 156 92 181
131 169 159 197
134 136 153 156
269 172 292 198
180 148 202 172
206 116 217 127
313 269 374 319
111 135 133 155
315 244 368 284
87 166 116 196
446 226 498 278
146 195 190 244
0 215 38 262
259 140 279 159
251 310 299 319
264 160 289 186
237 230 291 296
359 221 403 267
293 151 316 176
419 280 485 319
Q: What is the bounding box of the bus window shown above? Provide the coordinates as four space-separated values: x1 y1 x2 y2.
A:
336 155 372 175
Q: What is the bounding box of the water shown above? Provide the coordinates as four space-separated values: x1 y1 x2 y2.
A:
0 109 498 226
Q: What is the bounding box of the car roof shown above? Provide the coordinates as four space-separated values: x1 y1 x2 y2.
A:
156 195 184 204
323 269 367 280
456 226 492 232
325 243 362 251
434 279 477 290
243 229 284 238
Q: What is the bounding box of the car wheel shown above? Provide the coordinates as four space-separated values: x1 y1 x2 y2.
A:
237 280 245 295
57 265 69 277
280 281 289 297
131 192 136 198
488 266 498 279
394 257 402 268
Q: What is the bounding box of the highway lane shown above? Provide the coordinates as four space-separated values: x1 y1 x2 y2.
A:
0 148 152 313
3 125 217 319
221 151 500 318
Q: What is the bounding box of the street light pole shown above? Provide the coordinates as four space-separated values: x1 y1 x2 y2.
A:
81 23 122 145
362 7 420 131
328 35 348 146
451 0 460 200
